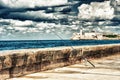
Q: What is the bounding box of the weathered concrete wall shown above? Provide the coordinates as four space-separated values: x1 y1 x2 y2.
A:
0 44 120 80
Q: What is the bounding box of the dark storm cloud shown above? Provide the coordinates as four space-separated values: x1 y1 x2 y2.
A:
0 0 69 21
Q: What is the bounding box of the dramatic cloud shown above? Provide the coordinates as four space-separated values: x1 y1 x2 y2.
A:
7 11 67 21
0 0 120 40
0 19 78 40
0 0 68 8
78 1 114 20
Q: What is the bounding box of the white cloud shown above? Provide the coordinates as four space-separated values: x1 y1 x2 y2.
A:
0 18 10 23
78 1 115 20
6 26 14 30
0 0 68 8
0 27 4 33
46 29 51 33
13 20 33 27
14 26 27 31
26 28 39 33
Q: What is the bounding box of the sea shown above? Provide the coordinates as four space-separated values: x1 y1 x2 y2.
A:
0 40 120 51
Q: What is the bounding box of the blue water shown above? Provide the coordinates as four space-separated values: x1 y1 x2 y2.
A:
0 40 120 51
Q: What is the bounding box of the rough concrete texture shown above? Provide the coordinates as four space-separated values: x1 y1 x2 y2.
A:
0 44 120 79
7 54 120 80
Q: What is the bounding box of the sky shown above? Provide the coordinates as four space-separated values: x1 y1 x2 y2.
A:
0 0 120 40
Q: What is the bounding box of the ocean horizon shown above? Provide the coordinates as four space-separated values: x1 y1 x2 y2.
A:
0 40 120 51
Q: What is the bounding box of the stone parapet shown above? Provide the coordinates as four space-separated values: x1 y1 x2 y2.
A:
0 44 120 80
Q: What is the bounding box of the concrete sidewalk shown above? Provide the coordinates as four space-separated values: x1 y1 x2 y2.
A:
8 54 120 80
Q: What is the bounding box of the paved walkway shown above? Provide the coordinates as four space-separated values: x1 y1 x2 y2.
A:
8 54 120 80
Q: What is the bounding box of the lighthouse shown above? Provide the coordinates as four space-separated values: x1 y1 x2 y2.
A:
80 28 83 38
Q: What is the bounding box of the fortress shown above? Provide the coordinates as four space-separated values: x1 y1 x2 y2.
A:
71 29 103 40
71 28 120 40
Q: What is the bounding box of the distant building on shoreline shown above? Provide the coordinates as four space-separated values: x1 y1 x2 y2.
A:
71 28 120 40
71 29 103 40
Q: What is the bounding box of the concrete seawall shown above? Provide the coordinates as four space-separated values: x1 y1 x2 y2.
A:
0 44 120 80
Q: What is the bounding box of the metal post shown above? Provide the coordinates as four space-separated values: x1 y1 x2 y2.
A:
52 30 95 68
